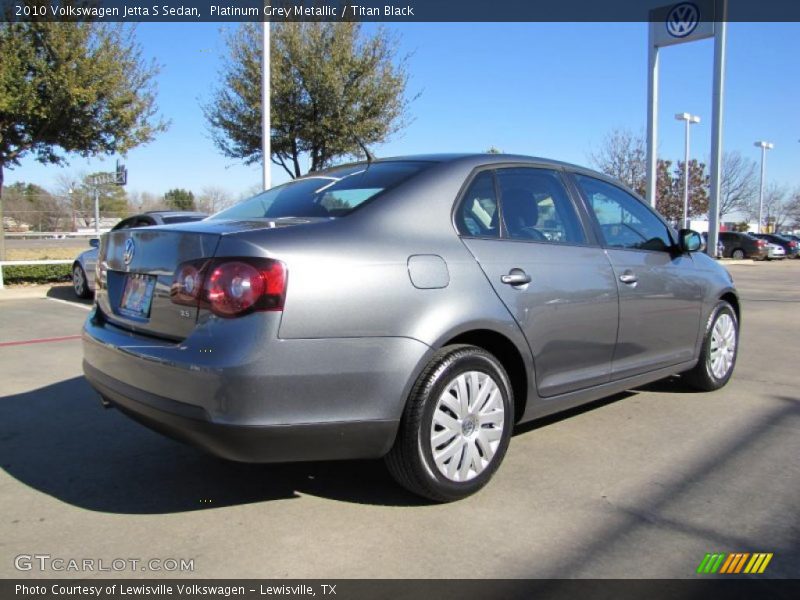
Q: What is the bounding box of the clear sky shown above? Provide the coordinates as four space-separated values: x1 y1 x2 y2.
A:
7 22 800 203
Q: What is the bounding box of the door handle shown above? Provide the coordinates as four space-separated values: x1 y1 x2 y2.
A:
501 270 531 286
619 272 638 285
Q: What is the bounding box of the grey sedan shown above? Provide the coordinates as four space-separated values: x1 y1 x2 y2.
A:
82 155 739 501
72 211 207 298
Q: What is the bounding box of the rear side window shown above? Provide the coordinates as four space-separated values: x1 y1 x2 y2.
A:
496 168 586 244
161 215 206 224
210 161 432 220
111 217 137 231
455 171 499 238
575 175 673 252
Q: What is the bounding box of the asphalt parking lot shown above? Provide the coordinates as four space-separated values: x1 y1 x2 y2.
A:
0 262 798 579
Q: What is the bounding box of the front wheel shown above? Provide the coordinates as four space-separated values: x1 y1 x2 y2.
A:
385 345 514 502
683 301 738 391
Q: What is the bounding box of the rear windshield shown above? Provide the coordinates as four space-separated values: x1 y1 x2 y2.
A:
209 161 431 220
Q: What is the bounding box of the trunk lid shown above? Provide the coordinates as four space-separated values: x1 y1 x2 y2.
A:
96 219 323 340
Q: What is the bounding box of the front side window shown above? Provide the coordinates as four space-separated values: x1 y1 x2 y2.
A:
574 175 673 252
210 161 432 221
496 168 586 244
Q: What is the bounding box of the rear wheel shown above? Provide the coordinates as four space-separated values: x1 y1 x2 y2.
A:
385 345 513 502
731 248 745 260
72 264 92 299
684 301 738 391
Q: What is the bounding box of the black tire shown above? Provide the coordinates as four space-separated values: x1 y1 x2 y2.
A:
72 263 92 299
683 301 738 391
731 248 745 260
385 345 514 502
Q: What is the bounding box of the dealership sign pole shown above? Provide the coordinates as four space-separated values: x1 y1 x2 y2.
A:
262 20 271 191
646 0 726 257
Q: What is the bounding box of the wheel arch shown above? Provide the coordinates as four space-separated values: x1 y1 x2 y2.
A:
720 291 741 324
438 329 530 424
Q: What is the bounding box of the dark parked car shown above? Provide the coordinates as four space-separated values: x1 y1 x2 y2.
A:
718 231 768 261
82 154 740 501
751 233 800 259
72 211 208 298
781 234 800 257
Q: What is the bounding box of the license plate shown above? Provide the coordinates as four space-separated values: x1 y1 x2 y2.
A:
119 274 157 318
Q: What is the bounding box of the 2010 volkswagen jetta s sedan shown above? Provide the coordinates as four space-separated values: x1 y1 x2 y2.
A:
83 154 740 502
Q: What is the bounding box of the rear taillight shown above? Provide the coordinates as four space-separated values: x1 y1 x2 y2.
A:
789 241 798 248
757 240 766 247
171 257 286 317
172 261 205 306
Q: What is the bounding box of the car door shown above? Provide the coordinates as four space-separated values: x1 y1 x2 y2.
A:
457 167 619 397
571 174 705 379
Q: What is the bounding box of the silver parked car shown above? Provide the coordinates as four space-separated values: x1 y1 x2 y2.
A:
82 155 740 501
72 211 208 298
765 242 786 260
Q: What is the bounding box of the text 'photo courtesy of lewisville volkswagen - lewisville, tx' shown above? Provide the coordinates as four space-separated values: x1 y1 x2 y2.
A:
0 1 798 598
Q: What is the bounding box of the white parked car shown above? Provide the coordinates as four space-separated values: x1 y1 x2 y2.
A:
765 243 786 260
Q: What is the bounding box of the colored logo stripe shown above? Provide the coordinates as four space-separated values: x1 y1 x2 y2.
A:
697 552 773 574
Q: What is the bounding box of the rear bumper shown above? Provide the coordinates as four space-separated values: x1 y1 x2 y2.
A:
82 309 433 463
85 362 397 462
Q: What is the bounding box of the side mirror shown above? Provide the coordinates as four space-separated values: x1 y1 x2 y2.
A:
678 229 703 253
89 238 100 249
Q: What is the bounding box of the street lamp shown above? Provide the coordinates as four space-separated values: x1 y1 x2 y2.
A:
754 141 774 233
675 113 701 229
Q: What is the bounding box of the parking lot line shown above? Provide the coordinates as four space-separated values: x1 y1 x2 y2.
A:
46 297 92 311
0 334 82 348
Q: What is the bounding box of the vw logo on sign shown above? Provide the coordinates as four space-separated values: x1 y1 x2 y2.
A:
666 2 700 38
123 238 135 265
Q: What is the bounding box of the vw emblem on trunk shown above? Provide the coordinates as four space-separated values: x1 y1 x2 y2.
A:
666 2 700 38
123 238 135 265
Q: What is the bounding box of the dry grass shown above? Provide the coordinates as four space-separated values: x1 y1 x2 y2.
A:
6 245 88 261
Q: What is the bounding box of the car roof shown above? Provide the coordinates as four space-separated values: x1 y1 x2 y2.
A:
368 153 589 171
305 153 634 194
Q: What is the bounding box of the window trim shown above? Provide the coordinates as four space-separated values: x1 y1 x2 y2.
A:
567 172 679 254
452 163 597 248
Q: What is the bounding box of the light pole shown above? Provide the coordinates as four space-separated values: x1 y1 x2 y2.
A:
754 141 774 233
675 113 701 229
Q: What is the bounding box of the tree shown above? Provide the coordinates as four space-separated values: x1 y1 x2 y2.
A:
196 186 234 214
127 190 169 213
486 146 503 154
1 182 63 231
0 18 167 258
588 128 647 196
720 152 758 218
786 189 800 229
164 188 196 211
656 159 710 224
205 22 413 178
589 127 710 224
747 183 790 232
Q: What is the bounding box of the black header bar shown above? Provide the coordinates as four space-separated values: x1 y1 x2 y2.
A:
2 0 800 23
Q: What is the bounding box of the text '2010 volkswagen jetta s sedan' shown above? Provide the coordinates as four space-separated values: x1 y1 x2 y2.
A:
83 154 740 502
